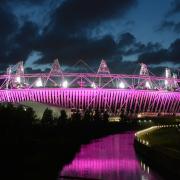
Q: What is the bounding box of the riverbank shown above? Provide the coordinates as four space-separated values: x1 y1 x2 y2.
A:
134 125 180 179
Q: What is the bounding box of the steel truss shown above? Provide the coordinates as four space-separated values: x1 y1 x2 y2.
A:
0 59 179 91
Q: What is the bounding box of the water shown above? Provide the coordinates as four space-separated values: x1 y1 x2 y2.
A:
59 132 162 180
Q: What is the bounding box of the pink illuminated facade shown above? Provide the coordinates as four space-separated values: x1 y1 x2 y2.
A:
0 88 179 113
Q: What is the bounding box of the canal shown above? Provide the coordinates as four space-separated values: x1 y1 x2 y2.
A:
59 132 162 180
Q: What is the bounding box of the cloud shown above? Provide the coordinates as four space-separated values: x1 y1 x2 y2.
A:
0 20 39 68
31 0 137 65
0 0 179 75
0 0 138 70
117 33 162 56
35 34 117 65
0 6 18 66
25 67 50 73
35 31 161 67
138 38 180 65
169 38 180 61
0 1 44 70
118 33 136 47
49 0 137 33
157 20 180 34
0 0 46 5
167 0 180 16
138 49 169 64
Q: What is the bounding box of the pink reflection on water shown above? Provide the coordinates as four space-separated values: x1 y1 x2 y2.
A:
59 132 161 180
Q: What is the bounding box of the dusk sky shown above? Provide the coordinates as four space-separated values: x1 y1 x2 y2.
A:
0 0 179 75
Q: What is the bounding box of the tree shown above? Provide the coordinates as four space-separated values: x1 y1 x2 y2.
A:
41 108 54 126
93 110 101 121
83 110 92 121
25 107 37 125
71 109 81 121
103 110 109 122
120 108 125 121
57 110 67 127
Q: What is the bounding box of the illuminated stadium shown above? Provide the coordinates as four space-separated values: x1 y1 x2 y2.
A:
0 59 179 113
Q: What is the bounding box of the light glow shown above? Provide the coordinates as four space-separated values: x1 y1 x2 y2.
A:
145 81 151 89
35 78 43 87
165 68 171 78
62 80 68 88
15 76 21 83
91 82 96 88
119 82 125 89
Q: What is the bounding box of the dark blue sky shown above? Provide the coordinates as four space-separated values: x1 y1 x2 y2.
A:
0 0 179 75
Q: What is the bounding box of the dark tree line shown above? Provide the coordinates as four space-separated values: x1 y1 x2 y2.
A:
40 108 111 127
0 103 37 143
0 103 131 139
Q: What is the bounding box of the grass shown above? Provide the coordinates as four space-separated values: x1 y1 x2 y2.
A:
137 126 180 159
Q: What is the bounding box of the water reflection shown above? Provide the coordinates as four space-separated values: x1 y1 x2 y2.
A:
59 132 162 180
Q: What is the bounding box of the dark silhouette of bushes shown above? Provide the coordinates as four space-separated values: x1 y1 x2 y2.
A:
41 108 54 126
0 103 36 144
57 109 68 127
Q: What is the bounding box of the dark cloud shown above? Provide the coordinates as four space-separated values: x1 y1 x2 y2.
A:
138 38 180 65
0 0 179 75
35 35 117 65
157 0 180 35
0 0 45 5
49 0 137 33
35 31 161 66
148 66 169 76
158 20 180 34
33 0 137 65
169 38 180 61
0 0 137 70
109 61 138 74
102 60 171 76
0 20 39 68
0 0 45 70
124 42 162 56
138 49 169 64
167 0 180 15
19 0 46 5
117 33 162 56
118 33 136 47
0 6 18 66
15 21 39 47
25 67 50 73
8 21 39 61
0 7 17 36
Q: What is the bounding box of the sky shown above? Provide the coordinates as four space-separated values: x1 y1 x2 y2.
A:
0 0 179 75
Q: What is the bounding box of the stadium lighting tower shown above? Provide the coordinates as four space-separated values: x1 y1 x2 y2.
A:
62 80 68 88
140 63 149 76
173 73 178 88
119 81 125 89
165 68 171 89
165 68 171 78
